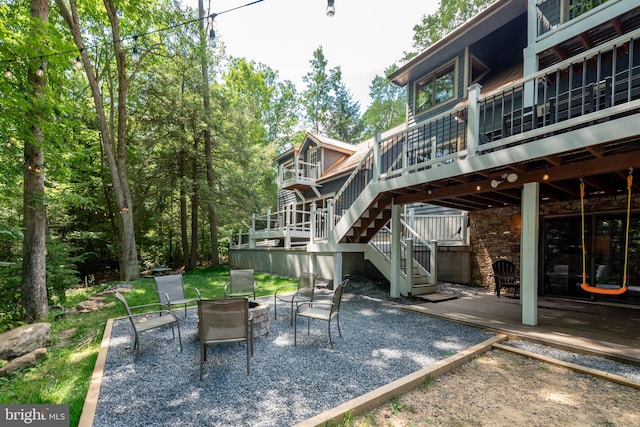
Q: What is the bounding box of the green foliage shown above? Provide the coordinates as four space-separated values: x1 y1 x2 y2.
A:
406 0 496 60
0 262 23 333
361 65 406 139
0 267 296 426
422 375 436 388
388 395 416 415
46 237 82 304
302 46 362 142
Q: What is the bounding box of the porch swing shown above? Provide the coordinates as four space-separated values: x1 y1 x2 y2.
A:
579 169 633 296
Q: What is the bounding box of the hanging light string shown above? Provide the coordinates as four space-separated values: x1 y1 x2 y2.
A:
1 0 266 73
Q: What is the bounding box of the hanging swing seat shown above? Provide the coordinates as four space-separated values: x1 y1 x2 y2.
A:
579 283 628 296
578 170 633 297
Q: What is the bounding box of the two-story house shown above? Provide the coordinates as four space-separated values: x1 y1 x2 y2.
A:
230 0 640 326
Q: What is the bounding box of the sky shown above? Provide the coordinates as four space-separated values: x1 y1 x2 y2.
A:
186 0 440 109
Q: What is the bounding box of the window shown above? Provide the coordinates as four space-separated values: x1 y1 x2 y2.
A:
415 61 457 114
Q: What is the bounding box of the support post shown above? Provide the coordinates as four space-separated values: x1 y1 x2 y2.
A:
390 203 402 298
333 251 342 291
521 182 539 325
430 239 438 285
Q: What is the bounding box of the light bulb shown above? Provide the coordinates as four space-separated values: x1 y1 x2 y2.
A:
5 66 12 78
36 65 44 77
209 28 216 48
75 56 83 70
326 0 335 17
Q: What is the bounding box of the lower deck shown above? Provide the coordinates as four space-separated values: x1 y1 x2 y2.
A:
405 289 640 365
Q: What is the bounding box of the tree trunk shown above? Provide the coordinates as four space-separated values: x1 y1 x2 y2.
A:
179 147 189 267
199 0 219 266
21 0 50 323
56 0 139 280
189 137 199 271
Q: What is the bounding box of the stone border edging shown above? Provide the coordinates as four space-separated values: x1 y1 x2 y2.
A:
78 318 113 427
294 334 508 427
493 342 640 390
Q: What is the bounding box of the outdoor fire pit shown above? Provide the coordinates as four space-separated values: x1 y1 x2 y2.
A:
249 301 269 339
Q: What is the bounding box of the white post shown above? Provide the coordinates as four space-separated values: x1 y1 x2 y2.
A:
430 240 438 285
390 203 402 298
521 182 539 326
373 132 381 179
406 238 414 295
466 83 482 158
462 212 469 245
333 251 342 290
408 208 415 231
327 198 335 234
310 202 317 244
250 214 256 249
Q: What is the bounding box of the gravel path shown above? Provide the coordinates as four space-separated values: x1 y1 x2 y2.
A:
92 278 494 427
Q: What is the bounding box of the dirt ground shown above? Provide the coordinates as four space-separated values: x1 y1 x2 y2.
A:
352 349 640 427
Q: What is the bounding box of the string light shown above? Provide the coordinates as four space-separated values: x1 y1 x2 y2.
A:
36 57 44 77
132 36 140 62
209 13 217 48
1 0 268 76
327 0 335 17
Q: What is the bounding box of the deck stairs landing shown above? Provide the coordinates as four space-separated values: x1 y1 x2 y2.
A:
365 226 437 297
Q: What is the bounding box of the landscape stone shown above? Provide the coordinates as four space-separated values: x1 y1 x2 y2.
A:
0 348 47 377
0 323 50 360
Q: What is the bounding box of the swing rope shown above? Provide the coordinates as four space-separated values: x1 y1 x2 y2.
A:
579 168 632 296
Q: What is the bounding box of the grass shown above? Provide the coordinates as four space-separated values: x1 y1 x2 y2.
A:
0 265 297 427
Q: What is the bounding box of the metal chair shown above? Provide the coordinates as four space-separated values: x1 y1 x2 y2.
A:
154 273 201 317
197 298 253 380
224 269 257 299
274 272 318 325
114 292 182 360
294 279 348 349
491 260 520 297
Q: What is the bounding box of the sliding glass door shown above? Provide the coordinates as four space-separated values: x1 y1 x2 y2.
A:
543 213 640 304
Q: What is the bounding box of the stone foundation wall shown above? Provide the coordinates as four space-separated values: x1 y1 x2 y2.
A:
471 193 640 291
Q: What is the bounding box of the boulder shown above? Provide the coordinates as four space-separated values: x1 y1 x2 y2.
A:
75 300 114 312
0 323 50 360
0 348 47 377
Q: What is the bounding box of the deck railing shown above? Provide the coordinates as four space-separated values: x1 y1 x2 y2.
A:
237 27 640 251
373 27 640 181
536 0 610 37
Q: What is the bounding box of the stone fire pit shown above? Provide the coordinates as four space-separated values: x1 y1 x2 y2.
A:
249 301 269 339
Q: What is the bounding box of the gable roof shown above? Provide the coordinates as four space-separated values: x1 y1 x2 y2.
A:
302 132 357 154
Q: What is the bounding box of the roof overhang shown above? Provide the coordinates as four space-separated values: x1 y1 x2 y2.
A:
387 0 527 87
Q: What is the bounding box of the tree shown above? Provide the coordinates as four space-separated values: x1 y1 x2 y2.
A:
198 0 219 267
302 46 361 142
361 65 406 139
405 0 495 60
328 67 363 142
20 0 49 323
302 46 334 135
56 0 144 281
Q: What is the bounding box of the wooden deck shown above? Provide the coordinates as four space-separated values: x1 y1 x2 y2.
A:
405 293 640 365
